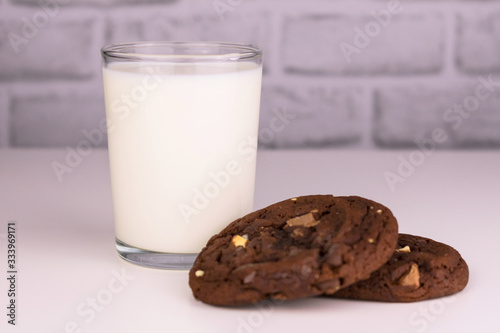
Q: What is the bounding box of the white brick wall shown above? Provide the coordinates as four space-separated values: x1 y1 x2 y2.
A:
10 88 106 147
260 84 367 148
374 77 500 148
457 9 500 74
0 15 100 79
0 0 499 149
283 12 444 75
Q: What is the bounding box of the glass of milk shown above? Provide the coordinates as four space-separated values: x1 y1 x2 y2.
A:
101 42 263 269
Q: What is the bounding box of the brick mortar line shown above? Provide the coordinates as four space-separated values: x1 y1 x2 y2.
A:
442 8 457 77
431 9 455 78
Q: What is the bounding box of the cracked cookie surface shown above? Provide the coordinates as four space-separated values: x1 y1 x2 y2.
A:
333 234 469 302
188 195 398 306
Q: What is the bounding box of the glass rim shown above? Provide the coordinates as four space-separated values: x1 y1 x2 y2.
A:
101 41 262 62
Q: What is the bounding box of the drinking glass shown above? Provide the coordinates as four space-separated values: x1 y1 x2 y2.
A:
101 42 263 269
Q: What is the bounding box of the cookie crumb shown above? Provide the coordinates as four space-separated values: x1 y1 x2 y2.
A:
195 270 205 278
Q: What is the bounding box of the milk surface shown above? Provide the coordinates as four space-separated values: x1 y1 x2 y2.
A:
103 61 262 253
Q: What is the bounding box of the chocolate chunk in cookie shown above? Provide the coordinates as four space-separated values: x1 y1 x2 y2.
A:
332 234 469 302
189 195 399 306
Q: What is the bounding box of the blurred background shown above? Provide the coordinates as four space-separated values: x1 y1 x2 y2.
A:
0 0 499 150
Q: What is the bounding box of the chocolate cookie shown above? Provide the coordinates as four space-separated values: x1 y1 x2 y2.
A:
189 195 399 306
332 234 469 302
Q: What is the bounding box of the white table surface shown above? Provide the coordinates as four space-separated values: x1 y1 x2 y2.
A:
0 148 499 333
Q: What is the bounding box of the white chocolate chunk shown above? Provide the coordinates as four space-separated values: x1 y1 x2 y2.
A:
286 212 320 227
398 263 420 289
232 235 248 248
396 245 411 253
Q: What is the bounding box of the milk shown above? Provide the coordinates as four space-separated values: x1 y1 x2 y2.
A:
103 61 262 253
